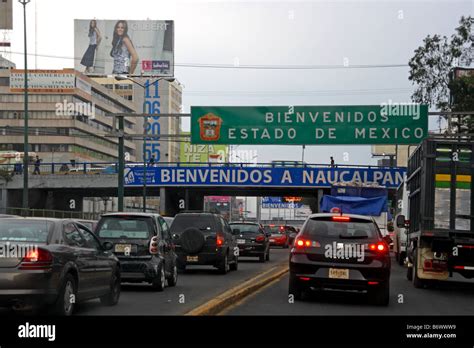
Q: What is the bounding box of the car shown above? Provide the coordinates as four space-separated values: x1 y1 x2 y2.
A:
264 224 291 248
170 212 238 274
229 222 270 262
0 217 121 315
288 213 391 306
95 213 178 291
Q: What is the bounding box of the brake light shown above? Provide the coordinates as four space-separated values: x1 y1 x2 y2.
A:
216 234 224 247
280 226 284 231
255 235 265 243
19 248 53 270
294 237 319 249
149 236 159 254
368 243 387 252
332 216 351 222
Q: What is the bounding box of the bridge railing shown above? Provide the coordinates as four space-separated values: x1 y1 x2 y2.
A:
4 207 101 220
0 161 404 177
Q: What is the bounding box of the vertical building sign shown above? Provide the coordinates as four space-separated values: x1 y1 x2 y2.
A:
144 80 161 161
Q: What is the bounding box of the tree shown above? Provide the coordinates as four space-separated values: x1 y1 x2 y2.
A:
408 16 473 133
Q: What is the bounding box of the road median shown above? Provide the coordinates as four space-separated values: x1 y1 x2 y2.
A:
185 262 289 316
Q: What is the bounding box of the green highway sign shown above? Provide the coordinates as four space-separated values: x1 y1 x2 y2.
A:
190 105 428 145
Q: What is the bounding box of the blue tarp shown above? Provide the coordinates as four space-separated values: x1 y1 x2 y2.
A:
320 195 387 216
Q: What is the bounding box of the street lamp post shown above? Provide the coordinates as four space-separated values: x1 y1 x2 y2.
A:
114 75 175 213
19 0 31 211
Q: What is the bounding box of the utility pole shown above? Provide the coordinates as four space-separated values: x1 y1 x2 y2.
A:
19 0 31 210
117 116 124 211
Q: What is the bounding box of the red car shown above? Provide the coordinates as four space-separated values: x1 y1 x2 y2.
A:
264 225 290 248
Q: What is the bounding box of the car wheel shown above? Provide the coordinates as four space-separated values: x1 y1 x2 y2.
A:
369 281 390 306
288 274 303 301
284 241 289 249
412 249 425 288
100 270 121 306
265 250 270 261
259 253 265 263
218 253 229 274
230 256 238 271
151 264 166 291
53 273 77 316
167 264 178 287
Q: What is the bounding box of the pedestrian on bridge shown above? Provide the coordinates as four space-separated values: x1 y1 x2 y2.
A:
148 155 155 167
33 156 41 175
330 156 335 168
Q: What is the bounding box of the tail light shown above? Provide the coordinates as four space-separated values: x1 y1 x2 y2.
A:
255 235 265 243
216 233 224 247
19 248 53 270
367 243 388 253
149 236 159 254
293 237 320 253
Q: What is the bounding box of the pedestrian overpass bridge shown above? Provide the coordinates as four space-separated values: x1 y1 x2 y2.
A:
0 163 405 216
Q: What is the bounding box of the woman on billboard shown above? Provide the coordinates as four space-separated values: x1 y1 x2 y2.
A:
80 20 101 73
110 20 139 75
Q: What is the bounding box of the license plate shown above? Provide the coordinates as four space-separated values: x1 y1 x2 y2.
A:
328 268 349 279
115 244 132 253
270 239 275 242
237 239 246 244
187 255 198 262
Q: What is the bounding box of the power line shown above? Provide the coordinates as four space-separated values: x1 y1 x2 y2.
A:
9 51 409 70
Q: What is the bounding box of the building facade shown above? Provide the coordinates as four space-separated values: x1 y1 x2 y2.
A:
92 76 183 163
0 69 139 163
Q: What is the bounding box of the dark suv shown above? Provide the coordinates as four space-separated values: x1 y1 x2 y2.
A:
170 212 238 274
229 222 271 262
95 213 178 291
289 213 391 305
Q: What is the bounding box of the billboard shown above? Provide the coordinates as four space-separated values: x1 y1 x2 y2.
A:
191 105 429 145
179 132 228 164
0 0 12 30
262 197 303 209
10 69 77 93
74 19 174 76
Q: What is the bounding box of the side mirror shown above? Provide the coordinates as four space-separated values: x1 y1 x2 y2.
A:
232 228 240 235
172 233 180 240
396 215 406 228
102 241 113 251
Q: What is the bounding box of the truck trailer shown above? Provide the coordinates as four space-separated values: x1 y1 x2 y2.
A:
398 137 474 287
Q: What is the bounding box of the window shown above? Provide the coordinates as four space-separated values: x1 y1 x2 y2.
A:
78 226 101 250
63 223 86 247
159 217 171 241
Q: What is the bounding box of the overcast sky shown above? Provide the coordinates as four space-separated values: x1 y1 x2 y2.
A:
6 0 472 165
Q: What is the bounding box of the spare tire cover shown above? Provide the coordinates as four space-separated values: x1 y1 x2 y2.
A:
180 228 205 254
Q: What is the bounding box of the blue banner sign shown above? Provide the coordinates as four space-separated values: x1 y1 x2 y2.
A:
262 197 303 209
124 166 406 189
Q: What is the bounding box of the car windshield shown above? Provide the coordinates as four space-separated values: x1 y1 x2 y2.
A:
0 219 53 243
230 224 260 234
265 226 286 234
170 215 215 234
96 216 153 239
303 218 378 239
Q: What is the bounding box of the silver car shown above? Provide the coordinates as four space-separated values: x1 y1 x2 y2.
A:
0 218 121 315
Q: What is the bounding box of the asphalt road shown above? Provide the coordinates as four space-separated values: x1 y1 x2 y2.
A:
225 256 474 315
75 247 289 315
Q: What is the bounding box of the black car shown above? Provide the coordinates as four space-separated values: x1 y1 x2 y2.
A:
229 222 270 262
0 218 120 315
289 213 391 305
170 212 238 274
95 213 178 291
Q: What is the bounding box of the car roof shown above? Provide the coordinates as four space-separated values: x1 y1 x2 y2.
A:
307 213 374 221
101 212 161 218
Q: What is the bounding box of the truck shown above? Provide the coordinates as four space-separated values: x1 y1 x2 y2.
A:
397 137 474 288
